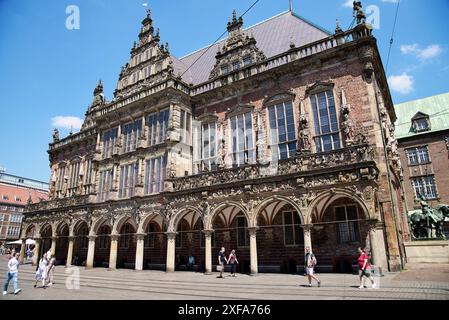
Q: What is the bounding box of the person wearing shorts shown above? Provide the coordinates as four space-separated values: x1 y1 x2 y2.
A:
304 246 321 287
358 247 376 289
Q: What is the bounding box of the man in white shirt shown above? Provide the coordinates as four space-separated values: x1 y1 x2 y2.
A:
3 252 22 295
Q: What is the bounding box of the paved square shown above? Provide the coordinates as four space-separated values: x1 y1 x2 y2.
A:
1 257 448 300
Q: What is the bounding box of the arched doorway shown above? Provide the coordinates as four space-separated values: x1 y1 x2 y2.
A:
73 221 89 266
39 225 52 259
117 222 136 269
210 204 250 274
141 216 166 271
94 224 111 268
311 195 370 273
55 223 69 265
255 199 304 274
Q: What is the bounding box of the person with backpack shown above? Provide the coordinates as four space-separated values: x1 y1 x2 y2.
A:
358 247 376 289
304 246 321 287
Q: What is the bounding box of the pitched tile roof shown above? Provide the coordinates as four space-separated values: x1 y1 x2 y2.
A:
394 92 449 139
173 11 331 85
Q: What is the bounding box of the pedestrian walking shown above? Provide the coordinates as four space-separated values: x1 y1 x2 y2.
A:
3 252 22 296
358 247 376 289
217 247 227 278
228 249 239 277
46 255 56 286
304 246 321 287
34 253 49 288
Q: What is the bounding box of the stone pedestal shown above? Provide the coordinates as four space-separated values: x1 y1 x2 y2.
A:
369 224 389 272
404 240 449 263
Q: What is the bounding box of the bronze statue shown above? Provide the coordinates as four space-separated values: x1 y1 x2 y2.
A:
353 1 366 25
408 193 449 239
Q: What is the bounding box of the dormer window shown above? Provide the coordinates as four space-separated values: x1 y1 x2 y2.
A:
411 112 430 133
232 61 240 71
221 65 229 75
243 56 252 66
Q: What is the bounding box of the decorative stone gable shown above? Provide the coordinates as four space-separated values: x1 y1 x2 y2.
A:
209 10 266 80
114 9 174 99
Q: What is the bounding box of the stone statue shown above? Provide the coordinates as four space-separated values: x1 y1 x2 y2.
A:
353 1 366 25
408 193 449 239
53 129 60 143
342 113 355 145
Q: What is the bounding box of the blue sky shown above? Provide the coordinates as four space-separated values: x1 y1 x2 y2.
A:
0 0 448 182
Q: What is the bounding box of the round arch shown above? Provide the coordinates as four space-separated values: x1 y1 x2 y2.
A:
307 189 371 223
252 195 305 227
170 206 204 233
206 201 250 230
137 212 165 234
112 215 138 235
90 217 112 236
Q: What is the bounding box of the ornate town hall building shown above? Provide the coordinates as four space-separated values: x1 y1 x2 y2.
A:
23 7 408 274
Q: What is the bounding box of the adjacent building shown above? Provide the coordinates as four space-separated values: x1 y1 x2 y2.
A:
0 170 49 246
23 6 407 273
395 92 449 237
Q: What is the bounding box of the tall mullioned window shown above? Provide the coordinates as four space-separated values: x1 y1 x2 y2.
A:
118 163 139 199
311 91 340 152
98 169 114 202
102 128 118 159
148 109 170 146
268 101 297 160
122 120 142 153
236 216 249 247
194 122 217 172
144 154 167 195
283 211 303 246
230 112 255 167
180 110 192 144
69 162 81 195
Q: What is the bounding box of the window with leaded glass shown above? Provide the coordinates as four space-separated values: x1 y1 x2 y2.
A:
122 120 142 153
180 110 192 144
230 112 255 167
102 128 118 159
406 146 430 166
147 109 169 146
144 222 157 248
232 61 240 71
268 101 297 160
195 122 217 172
118 163 139 199
283 211 304 246
98 169 114 202
310 91 340 152
335 205 360 243
237 216 249 247
144 154 167 195
412 175 437 199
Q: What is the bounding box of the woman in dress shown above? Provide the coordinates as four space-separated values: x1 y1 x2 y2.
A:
34 253 49 288
46 255 56 286
228 250 239 277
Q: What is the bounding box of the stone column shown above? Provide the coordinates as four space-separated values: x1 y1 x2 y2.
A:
135 233 146 271
248 227 259 275
108 234 119 271
50 236 57 256
203 230 214 274
86 235 96 269
369 222 389 272
66 236 75 267
33 238 41 266
19 239 26 264
165 232 177 273
302 224 313 252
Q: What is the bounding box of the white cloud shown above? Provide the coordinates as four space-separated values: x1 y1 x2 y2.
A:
51 116 83 130
400 44 443 61
388 73 414 95
343 0 353 8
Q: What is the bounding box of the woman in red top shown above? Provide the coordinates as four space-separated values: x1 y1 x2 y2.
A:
358 247 376 289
